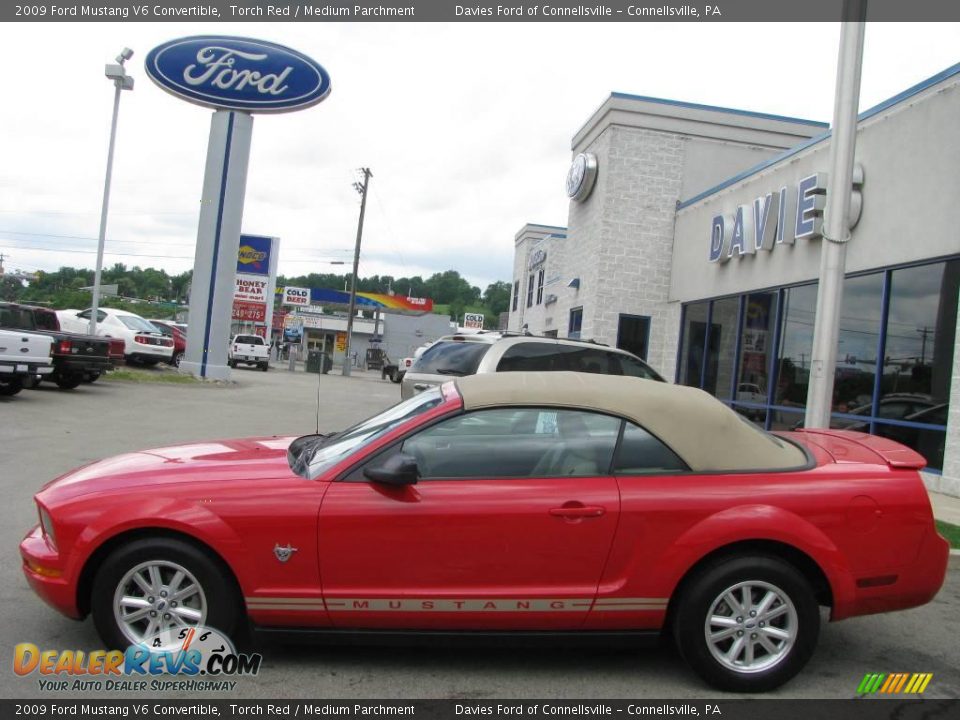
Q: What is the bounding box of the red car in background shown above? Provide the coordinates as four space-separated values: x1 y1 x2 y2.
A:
20 373 949 692
148 320 186 367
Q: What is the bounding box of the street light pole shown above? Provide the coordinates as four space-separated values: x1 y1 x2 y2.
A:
804 4 866 428
89 48 134 336
342 168 372 377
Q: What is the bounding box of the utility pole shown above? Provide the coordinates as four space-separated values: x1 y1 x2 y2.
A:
342 167 372 377
804 2 867 428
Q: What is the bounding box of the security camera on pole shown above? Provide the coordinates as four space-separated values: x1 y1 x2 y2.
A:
89 48 134 337
144 36 331 379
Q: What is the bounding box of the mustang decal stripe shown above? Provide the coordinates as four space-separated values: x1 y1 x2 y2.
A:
245 597 668 612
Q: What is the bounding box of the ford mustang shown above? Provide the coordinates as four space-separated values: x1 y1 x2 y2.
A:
20 372 949 691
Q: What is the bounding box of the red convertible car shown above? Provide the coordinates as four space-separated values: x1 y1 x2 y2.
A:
21 373 949 691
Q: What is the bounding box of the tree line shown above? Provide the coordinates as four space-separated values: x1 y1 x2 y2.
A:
2 264 512 325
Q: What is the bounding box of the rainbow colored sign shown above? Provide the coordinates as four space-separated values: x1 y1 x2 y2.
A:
281 288 433 312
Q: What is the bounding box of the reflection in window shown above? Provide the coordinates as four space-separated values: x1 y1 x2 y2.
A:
734 292 776 420
832 273 884 415
884 261 958 407
679 302 709 388
771 284 817 429
705 297 739 399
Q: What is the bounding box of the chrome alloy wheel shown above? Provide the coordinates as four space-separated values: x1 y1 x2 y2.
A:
112 560 207 645
704 580 798 674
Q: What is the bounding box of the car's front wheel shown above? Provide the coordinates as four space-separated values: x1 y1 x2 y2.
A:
672 555 819 692
91 537 241 650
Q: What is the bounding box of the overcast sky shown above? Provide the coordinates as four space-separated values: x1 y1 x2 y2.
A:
1 21 958 292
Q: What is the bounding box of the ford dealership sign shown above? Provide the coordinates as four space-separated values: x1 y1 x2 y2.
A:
145 36 331 113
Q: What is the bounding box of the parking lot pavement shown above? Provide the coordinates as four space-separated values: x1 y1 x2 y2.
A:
2 369 959 700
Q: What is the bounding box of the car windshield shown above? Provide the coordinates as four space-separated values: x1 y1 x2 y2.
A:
118 315 160 333
412 341 491 376
291 387 445 479
235 335 263 345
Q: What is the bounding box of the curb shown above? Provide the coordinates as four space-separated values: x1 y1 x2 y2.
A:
951 549 960 557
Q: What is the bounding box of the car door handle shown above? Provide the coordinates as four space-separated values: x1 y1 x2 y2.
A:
549 505 606 518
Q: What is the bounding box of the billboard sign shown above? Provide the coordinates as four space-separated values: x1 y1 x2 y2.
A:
145 36 332 114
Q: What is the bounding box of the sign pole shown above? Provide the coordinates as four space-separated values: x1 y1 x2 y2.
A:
180 110 253 380
342 168 372 376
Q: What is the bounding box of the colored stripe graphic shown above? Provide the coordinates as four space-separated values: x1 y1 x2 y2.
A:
857 672 932 694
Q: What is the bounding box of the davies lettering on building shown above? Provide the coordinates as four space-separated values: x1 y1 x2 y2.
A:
707 166 864 264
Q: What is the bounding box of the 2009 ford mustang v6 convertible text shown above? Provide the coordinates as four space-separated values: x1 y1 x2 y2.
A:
21 372 949 691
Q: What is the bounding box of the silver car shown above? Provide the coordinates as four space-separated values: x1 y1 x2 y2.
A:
400 333 664 399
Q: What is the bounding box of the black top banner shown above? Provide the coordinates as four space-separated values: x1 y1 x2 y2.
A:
4 0 960 22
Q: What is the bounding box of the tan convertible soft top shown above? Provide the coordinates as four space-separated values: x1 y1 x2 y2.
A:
455 372 807 472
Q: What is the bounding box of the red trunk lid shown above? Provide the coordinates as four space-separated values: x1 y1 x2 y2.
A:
790 428 927 469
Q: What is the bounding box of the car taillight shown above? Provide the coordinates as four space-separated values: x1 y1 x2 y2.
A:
57 340 72 354
134 335 147 345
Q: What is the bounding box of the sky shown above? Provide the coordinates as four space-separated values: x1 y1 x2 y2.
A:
1 21 959 292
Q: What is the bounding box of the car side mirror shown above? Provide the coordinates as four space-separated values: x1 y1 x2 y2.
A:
364 453 419 486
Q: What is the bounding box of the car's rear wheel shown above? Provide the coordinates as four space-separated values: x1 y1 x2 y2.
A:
172 352 183 368
55 373 83 390
91 538 241 650
672 555 819 692
260 362 268 372
0 378 24 396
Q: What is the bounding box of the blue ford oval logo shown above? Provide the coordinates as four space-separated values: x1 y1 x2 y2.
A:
145 36 331 113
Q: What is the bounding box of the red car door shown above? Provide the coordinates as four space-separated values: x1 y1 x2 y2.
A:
317 407 622 630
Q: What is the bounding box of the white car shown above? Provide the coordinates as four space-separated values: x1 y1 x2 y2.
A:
56 308 173 366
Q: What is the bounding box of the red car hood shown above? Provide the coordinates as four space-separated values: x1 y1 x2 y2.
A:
38 436 299 504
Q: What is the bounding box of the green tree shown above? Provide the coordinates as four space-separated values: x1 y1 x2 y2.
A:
482 281 512 317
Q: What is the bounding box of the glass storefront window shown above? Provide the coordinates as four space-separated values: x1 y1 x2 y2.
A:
831 273 885 416
679 259 955 469
733 292 776 419
772 284 817 426
679 302 709 387
705 297 739 399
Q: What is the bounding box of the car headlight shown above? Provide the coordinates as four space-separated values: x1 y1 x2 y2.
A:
38 505 57 548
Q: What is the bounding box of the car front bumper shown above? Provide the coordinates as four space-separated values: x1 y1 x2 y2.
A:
20 524 80 619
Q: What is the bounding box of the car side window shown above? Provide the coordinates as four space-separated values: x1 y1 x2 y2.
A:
401 408 621 479
613 422 687 474
560 347 614 374
615 354 662 381
496 343 559 372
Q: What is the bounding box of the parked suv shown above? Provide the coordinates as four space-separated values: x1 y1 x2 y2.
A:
401 332 664 399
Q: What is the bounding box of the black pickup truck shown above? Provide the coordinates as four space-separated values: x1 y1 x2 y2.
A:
0 302 112 389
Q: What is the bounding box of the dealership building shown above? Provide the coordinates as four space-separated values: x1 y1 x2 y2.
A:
508 63 960 495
